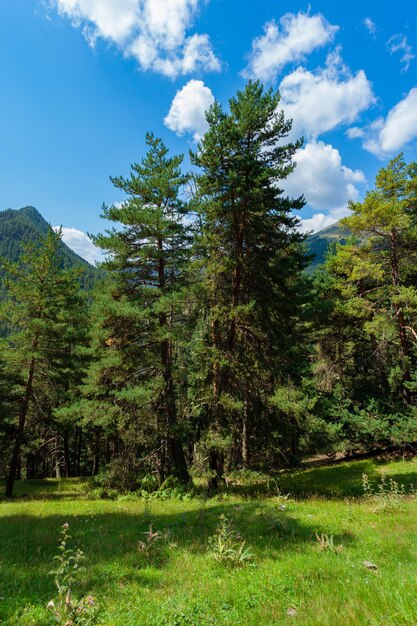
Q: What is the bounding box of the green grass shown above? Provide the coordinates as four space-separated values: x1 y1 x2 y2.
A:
1 457 417 625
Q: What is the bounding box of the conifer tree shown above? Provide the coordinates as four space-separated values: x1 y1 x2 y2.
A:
0 229 86 497
190 81 309 484
90 133 191 483
311 155 417 453
341 154 417 405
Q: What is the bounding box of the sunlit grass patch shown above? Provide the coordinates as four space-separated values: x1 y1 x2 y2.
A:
1 456 417 625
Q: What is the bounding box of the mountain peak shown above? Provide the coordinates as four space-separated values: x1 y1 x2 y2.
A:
0 206 98 290
306 220 351 268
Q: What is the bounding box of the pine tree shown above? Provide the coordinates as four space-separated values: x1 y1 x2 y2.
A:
190 81 309 485
90 133 191 483
310 155 417 454
342 154 417 405
0 228 86 497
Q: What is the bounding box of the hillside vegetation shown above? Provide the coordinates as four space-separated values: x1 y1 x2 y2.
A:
0 206 97 290
305 221 352 267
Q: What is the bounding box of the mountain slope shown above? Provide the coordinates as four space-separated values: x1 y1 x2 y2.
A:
306 221 352 268
0 208 350 283
0 206 97 289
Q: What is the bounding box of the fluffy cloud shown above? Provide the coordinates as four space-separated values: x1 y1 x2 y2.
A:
351 88 417 156
164 79 214 141
298 210 349 234
54 226 103 265
53 0 140 43
285 141 365 213
387 34 415 72
279 49 375 139
243 11 338 82
50 0 220 78
346 126 365 139
285 141 365 233
130 32 219 78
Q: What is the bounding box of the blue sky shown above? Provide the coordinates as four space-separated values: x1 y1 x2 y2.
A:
1 0 416 263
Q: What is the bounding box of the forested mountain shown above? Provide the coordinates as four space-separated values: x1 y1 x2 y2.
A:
0 206 97 289
0 204 348 273
306 221 351 267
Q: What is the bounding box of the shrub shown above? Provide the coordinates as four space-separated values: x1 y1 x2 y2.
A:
47 523 97 625
362 473 408 512
137 524 174 565
315 532 343 553
207 514 254 567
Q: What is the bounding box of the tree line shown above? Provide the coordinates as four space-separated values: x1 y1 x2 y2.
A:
1 81 417 497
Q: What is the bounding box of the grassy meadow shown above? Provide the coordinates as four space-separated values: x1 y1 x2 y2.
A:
1 457 417 625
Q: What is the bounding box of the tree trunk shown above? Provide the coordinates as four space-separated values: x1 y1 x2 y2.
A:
208 317 224 489
63 430 71 477
242 397 249 467
157 238 189 483
390 230 411 405
55 434 63 479
92 431 100 476
208 447 225 491
76 428 82 476
5 349 37 498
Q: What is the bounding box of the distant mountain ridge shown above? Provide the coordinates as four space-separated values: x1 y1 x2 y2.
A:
0 206 97 288
0 206 348 281
305 221 351 268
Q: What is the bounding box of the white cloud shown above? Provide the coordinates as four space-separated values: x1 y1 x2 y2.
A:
285 141 366 214
363 17 376 38
243 11 338 82
53 0 140 44
387 34 415 72
54 226 103 265
130 32 220 78
298 211 348 234
346 126 365 139
164 79 214 141
280 49 375 139
352 88 417 156
292 139 366 233
50 0 220 78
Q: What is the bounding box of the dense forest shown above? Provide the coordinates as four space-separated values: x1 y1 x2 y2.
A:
1 81 417 498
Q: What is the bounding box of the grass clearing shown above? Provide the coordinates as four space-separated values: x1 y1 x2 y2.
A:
1 457 417 625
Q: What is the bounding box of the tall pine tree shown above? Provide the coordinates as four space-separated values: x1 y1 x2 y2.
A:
90 133 191 483
190 81 310 485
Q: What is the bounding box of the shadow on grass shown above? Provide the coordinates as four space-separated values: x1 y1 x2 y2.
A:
273 459 417 499
0 478 90 502
0 501 355 621
3 454 417 503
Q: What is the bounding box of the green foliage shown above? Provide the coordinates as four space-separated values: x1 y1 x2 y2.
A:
362 472 411 512
82 132 191 484
314 532 343 553
207 514 254 566
0 206 97 295
0 228 89 496
47 522 97 625
189 80 310 481
309 154 417 455
1 92 417 498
